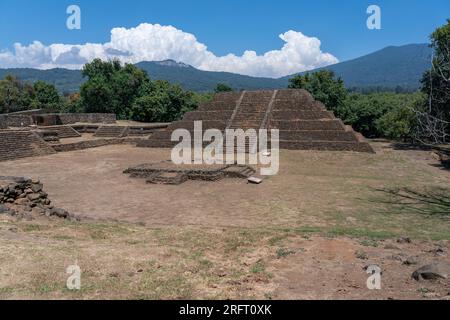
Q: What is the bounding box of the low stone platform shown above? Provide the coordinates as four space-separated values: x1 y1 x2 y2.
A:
124 161 255 185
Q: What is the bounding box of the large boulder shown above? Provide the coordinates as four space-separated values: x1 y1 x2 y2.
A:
412 263 449 281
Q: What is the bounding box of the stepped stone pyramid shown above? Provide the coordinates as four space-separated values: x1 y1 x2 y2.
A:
0 130 56 162
137 89 374 153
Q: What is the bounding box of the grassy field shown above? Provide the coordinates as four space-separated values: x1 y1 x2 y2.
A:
0 141 449 299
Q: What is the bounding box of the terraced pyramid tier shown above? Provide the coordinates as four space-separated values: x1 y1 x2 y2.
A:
138 89 374 153
38 125 81 138
0 130 56 162
94 126 130 138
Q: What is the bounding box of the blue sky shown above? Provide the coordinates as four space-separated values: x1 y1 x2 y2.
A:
0 0 448 76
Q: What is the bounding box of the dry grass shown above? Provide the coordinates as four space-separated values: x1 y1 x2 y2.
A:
0 141 449 299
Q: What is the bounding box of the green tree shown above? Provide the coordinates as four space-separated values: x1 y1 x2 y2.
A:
0 75 35 113
61 92 84 113
128 80 198 123
214 83 233 93
32 81 61 109
288 70 348 112
80 59 150 118
337 92 423 139
376 94 424 141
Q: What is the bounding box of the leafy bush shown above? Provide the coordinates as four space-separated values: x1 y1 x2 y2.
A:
214 83 233 93
336 92 424 139
0 75 62 113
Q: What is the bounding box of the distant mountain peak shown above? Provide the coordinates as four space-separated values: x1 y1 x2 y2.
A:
0 43 433 93
153 59 192 68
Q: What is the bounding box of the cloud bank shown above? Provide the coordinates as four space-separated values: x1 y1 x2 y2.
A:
0 23 338 78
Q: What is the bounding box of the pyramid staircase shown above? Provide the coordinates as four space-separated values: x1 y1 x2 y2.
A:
137 89 374 153
137 92 241 148
269 89 373 152
94 126 130 138
0 130 56 162
39 125 81 139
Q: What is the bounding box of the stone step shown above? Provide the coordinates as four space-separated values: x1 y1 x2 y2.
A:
271 110 334 120
0 131 56 162
272 101 326 112
183 111 233 121
94 126 129 138
168 120 227 131
278 130 359 142
212 92 242 103
70 125 100 133
275 89 314 101
277 140 375 153
38 125 81 138
151 129 232 140
197 101 236 111
237 104 268 113
269 120 346 131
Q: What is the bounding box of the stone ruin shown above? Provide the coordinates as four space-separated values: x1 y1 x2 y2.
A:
0 130 57 162
0 176 76 220
0 89 374 164
0 109 168 162
124 161 256 185
138 89 375 153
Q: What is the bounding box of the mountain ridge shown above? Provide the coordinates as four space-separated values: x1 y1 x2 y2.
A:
0 43 432 93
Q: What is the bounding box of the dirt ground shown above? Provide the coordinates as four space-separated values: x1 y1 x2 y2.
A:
0 141 449 299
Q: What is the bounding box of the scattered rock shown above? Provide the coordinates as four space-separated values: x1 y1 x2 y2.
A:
423 292 440 299
412 263 449 281
50 208 70 219
397 237 412 244
388 254 404 262
30 183 43 193
429 248 446 257
248 176 263 184
0 204 10 213
355 250 368 260
27 193 41 202
384 244 401 250
402 257 418 266
31 207 45 216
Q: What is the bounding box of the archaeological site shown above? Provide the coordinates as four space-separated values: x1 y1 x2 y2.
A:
1 88 449 301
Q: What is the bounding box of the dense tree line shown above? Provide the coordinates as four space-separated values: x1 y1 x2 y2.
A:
0 75 61 113
0 59 211 123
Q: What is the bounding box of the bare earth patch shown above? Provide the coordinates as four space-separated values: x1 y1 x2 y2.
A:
0 141 449 299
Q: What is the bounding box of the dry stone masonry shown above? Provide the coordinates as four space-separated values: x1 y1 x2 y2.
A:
94 126 130 138
38 125 82 138
0 130 57 162
124 161 256 185
138 89 375 153
0 176 75 220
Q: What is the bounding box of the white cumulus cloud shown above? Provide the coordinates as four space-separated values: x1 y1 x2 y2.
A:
0 23 338 78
